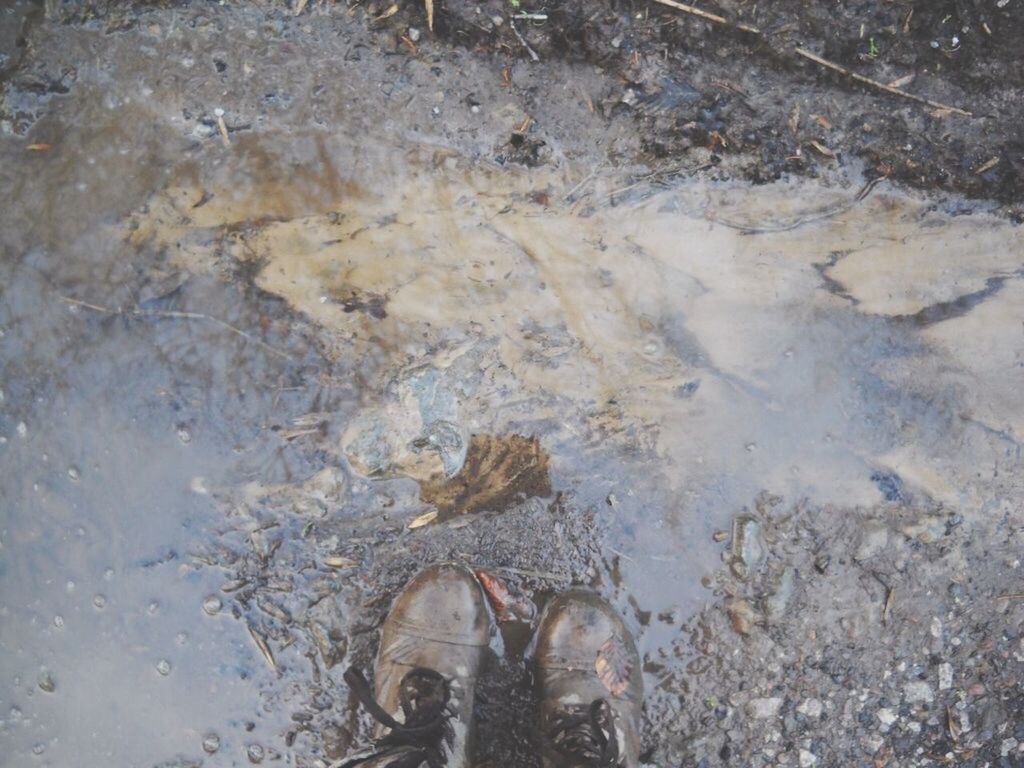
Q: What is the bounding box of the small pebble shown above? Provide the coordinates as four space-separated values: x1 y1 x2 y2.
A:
203 595 223 615
53 615 65 629
246 743 265 763
38 672 56 693
148 600 160 615
93 594 107 609
155 659 172 676
407 26 421 42
67 466 81 481
176 425 192 444
32 743 45 755
17 422 27 438
202 733 220 754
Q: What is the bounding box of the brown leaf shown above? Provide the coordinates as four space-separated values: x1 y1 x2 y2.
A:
425 0 433 30
946 705 961 742
727 597 756 635
474 568 535 623
27 143 52 151
419 434 551 518
595 635 633 697
887 74 915 89
808 140 835 159
408 510 438 529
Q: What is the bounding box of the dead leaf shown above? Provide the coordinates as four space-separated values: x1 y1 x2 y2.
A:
293 0 308 15
882 586 895 624
323 556 359 569
247 623 277 669
27 143 52 151
974 157 999 175
377 3 399 20
425 0 433 30
788 103 800 135
595 636 633 697
419 434 551 517
946 705 961 741
811 113 833 130
808 140 835 159
408 510 438 529
887 74 915 89
474 568 535 623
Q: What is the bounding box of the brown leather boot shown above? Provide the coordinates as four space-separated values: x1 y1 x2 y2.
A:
534 590 643 768
338 563 491 768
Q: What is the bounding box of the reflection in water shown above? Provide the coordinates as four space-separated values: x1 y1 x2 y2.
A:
2 130 1023 766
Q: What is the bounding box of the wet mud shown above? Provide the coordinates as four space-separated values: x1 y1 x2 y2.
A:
1 4 1023 768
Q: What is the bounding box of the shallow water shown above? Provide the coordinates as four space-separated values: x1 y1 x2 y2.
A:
3 38 1024 766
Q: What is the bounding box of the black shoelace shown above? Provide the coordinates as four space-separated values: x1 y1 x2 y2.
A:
547 699 623 767
334 666 454 768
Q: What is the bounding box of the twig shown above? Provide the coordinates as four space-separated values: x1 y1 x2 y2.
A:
793 48 972 117
995 593 1024 601
649 0 972 117
60 296 293 361
509 18 540 62
512 12 548 20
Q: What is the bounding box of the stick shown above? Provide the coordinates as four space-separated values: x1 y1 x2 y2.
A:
649 0 972 117
60 296 293 361
793 48 972 117
509 18 540 62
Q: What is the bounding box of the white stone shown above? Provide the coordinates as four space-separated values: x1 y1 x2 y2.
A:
799 749 818 767
905 681 934 703
797 699 823 719
877 708 898 727
746 697 783 719
938 662 953 690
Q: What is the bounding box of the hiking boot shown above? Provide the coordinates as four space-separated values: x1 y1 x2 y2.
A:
534 590 643 768
338 562 491 768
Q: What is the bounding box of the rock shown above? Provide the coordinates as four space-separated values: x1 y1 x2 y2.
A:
746 697 783 719
799 749 818 767
900 515 947 544
797 698 822 719
854 523 889 561
876 708 898 727
727 598 757 635
904 681 934 703
938 662 953 690
342 363 472 483
730 516 765 579
765 567 796 621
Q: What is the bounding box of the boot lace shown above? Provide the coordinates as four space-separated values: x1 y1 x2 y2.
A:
547 698 623 767
333 666 454 768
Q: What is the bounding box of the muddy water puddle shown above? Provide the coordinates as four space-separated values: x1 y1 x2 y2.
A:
2 129 1023 766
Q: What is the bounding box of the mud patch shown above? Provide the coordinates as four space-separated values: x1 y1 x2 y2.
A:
421 433 552 518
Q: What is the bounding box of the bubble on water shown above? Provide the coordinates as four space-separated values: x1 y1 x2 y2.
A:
76 526 86 537
190 476 209 495
176 425 192 444
202 733 220 753
53 615 65 629
9 706 22 721
103 568 114 581
202 595 222 615
246 743 265 763
175 632 188 646
148 600 160 615
155 659 172 676
93 594 107 609
16 422 27 438
65 580 76 593
37 672 56 693
32 743 45 755
67 466 81 481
